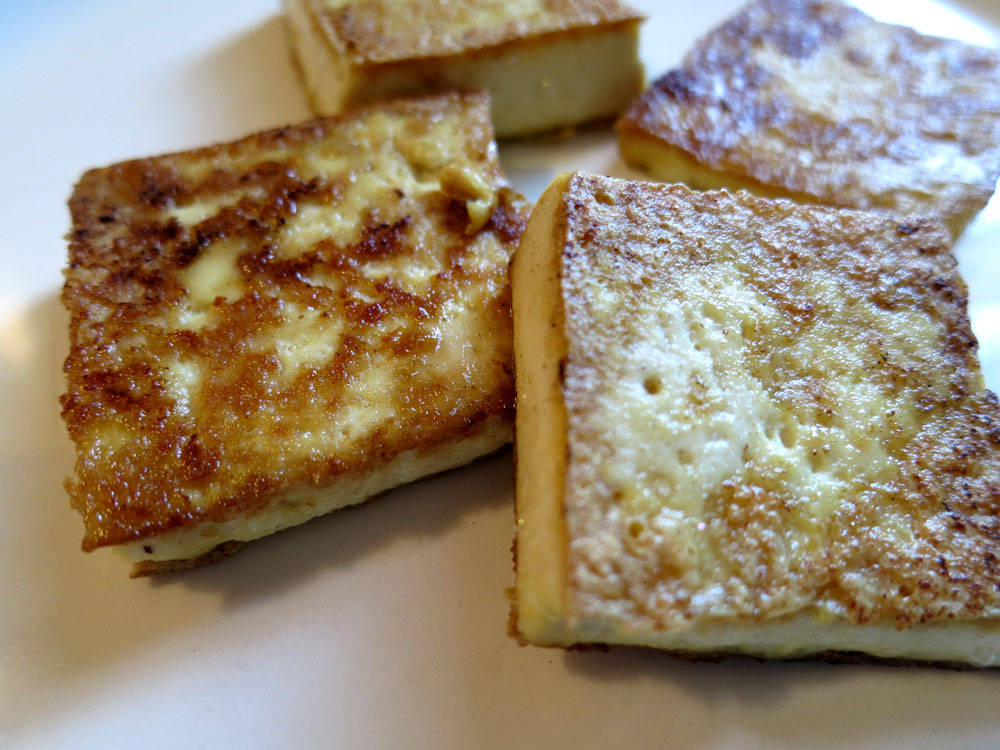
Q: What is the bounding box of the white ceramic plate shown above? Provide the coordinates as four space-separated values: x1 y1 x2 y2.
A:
2 1 999 748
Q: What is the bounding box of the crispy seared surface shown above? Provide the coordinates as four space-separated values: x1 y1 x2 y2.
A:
313 0 643 63
616 0 1000 236
62 92 528 553
514 173 1000 660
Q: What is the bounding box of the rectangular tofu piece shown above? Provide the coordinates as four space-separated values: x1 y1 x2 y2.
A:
615 0 1000 238
285 0 645 138
61 92 529 576
512 172 1000 666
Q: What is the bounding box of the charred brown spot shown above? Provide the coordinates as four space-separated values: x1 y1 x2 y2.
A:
488 189 530 244
654 69 702 103
355 217 411 258
181 434 220 481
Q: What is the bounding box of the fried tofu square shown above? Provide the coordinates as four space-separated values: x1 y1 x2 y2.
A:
285 0 645 137
616 0 1000 238
61 92 529 575
512 172 1000 666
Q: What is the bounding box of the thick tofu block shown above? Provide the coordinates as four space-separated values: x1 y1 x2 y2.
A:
512 172 1000 666
61 92 529 575
285 0 644 137
616 0 1000 238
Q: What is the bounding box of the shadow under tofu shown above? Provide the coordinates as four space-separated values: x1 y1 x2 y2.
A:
562 642 1000 747
0 291 130 729
499 124 650 203
960 0 1000 29
171 13 311 144
149 448 514 606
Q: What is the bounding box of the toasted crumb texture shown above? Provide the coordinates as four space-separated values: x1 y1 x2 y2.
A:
616 0 1000 237
285 0 645 137
513 172 1000 666
61 92 529 571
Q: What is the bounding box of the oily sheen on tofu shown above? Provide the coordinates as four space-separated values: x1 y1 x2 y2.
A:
61 92 529 575
616 0 1000 238
512 172 1000 666
284 0 645 137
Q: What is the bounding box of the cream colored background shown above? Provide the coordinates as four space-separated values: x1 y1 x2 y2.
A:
1 1 998 747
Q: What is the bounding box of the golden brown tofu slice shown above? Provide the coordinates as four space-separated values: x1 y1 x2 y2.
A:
512 172 1000 666
285 0 645 137
616 0 1000 238
62 92 529 575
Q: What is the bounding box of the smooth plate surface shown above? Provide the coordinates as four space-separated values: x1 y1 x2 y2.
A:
2 1 999 748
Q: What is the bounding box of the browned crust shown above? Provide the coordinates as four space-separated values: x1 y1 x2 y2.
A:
565 642 996 670
552 173 1000 633
127 441 508 575
61 92 529 553
130 541 247 578
313 0 645 65
616 0 1000 234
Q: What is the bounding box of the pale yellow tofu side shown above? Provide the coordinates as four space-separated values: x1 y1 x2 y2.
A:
512 174 573 644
